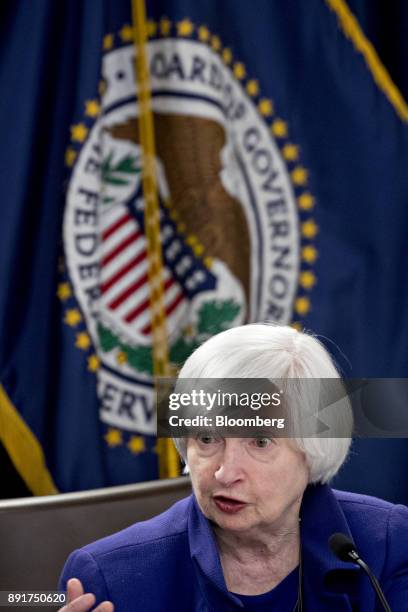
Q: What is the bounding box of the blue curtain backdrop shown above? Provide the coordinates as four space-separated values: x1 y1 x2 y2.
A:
0 0 407 501
347 0 408 100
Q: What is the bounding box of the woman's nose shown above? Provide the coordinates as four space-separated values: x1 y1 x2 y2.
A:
213 440 245 486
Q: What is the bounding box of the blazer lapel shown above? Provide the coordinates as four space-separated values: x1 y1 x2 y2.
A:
188 485 362 610
301 484 361 609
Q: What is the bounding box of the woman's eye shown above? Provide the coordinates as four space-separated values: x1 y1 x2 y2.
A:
253 437 273 448
197 434 218 445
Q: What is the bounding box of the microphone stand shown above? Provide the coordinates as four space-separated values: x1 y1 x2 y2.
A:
346 549 391 612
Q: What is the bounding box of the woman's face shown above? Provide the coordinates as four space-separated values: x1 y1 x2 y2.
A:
187 436 309 534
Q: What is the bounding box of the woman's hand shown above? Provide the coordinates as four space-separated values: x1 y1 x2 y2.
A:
59 578 114 612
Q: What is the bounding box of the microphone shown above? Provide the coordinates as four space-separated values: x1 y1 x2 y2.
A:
328 533 391 612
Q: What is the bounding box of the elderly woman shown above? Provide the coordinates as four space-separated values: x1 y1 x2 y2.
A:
59 324 408 611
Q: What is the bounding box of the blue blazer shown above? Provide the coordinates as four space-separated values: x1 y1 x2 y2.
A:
59 484 408 610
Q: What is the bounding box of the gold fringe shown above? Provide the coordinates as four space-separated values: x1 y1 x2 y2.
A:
0 385 58 496
326 0 408 123
131 0 180 478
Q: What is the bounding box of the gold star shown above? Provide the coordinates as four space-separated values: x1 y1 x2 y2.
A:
246 80 259 96
291 166 308 185
186 234 198 246
159 17 171 36
65 148 76 167
204 256 213 269
147 20 157 37
88 354 100 372
105 428 122 447
75 332 91 350
117 350 128 364
57 283 71 301
193 243 204 256
127 436 146 454
258 98 274 116
119 24 133 42
177 18 194 37
271 119 288 138
233 62 246 80
198 25 210 42
85 99 100 118
301 219 319 239
298 192 315 211
291 322 302 332
282 143 299 161
64 309 82 327
302 245 318 264
222 48 232 64
295 296 311 316
103 34 114 50
71 123 88 143
211 35 221 51
299 271 317 290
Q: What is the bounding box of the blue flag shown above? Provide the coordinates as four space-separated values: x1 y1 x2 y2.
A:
1 0 407 499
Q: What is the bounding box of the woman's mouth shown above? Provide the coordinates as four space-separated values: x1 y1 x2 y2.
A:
213 495 247 514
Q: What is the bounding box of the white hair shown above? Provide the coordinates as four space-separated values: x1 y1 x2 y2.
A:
174 323 353 484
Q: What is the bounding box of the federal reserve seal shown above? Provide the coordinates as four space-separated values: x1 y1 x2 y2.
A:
62 21 317 444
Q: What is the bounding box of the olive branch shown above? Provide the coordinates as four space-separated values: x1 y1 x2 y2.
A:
98 300 241 375
101 151 141 203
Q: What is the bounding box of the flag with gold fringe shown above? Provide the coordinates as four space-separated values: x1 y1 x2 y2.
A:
1 0 408 500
